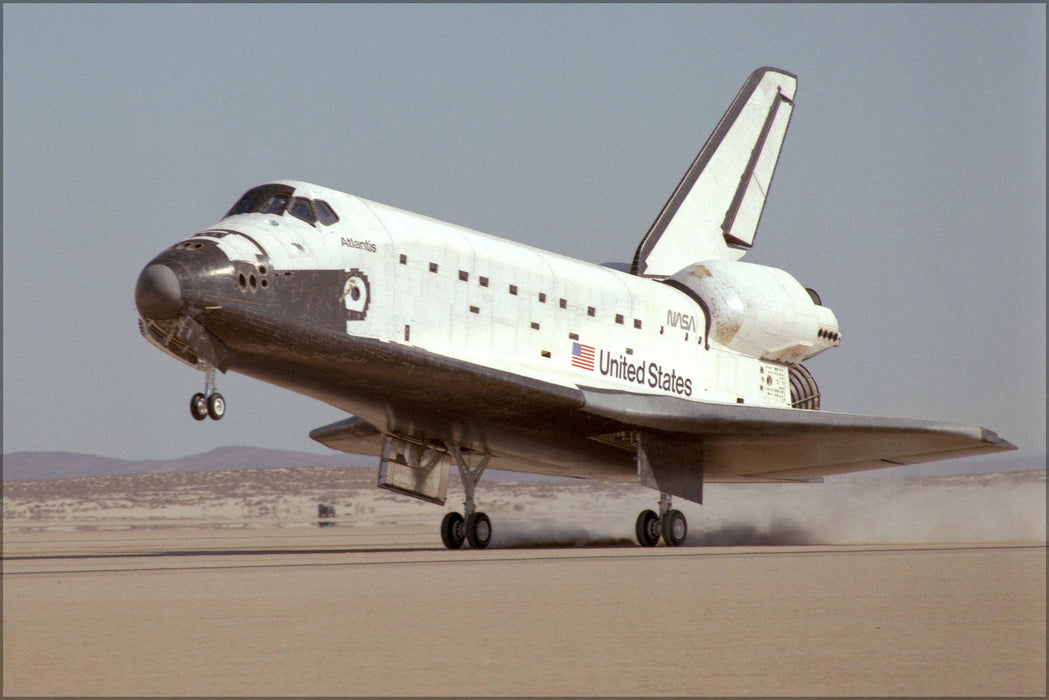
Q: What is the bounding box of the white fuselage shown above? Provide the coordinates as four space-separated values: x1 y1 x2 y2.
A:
205 180 798 410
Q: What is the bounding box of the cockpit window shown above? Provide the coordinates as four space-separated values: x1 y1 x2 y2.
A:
288 197 317 225
261 195 290 215
228 196 258 217
314 200 339 225
223 184 340 226
224 184 295 218
262 194 291 214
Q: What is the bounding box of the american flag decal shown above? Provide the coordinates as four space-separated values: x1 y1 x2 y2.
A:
571 342 595 371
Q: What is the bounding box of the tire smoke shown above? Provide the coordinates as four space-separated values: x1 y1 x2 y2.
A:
475 470 1045 548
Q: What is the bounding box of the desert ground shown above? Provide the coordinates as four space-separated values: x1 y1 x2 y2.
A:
3 467 1046 696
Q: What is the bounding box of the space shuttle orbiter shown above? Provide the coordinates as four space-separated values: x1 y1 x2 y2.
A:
135 67 1014 549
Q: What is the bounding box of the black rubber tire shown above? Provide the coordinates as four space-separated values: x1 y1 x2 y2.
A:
190 393 208 421
661 509 687 547
207 392 225 421
465 512 492 549
441 512 465 550
636 509 661 547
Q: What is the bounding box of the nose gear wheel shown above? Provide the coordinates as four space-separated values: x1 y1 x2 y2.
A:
190 364 225 421
190 393 208 421
206 392 226 420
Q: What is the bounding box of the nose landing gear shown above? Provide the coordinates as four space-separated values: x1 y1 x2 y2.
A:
190 365 225 421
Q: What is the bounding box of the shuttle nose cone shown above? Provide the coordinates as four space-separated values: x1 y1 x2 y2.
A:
135 263 183 319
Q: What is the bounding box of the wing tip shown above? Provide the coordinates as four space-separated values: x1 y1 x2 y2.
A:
980 428 1018 452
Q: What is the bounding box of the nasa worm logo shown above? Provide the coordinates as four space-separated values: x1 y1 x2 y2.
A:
341 268 370 321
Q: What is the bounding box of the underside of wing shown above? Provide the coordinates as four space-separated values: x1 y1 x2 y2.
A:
581 388 1016 483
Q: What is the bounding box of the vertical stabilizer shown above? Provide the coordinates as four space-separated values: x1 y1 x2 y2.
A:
632 68 797 277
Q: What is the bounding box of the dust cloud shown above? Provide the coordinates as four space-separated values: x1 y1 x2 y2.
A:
485 471 1045 548
491 516 636 549
682 470 1046 546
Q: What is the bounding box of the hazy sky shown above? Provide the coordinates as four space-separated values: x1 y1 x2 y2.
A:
3 4 1045 466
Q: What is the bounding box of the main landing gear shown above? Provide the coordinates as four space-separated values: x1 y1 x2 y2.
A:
190 365 225 421
440 445 492 550
635 493 688 547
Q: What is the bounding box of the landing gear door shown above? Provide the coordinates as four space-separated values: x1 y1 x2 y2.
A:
637 431 704 505
377 436 450 506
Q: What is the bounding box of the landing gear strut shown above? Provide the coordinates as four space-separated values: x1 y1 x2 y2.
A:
441 445 492 549
190 365 225 421
635 493 687 547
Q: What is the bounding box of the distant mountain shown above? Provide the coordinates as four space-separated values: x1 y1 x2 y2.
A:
1 446 377 482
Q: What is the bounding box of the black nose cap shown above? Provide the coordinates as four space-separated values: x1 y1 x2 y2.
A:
135 263 183 319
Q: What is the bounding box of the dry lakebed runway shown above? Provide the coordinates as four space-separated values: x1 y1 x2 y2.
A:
3 467 1045 696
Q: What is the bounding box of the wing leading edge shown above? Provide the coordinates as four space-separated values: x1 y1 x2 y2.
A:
581 387 1016 482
